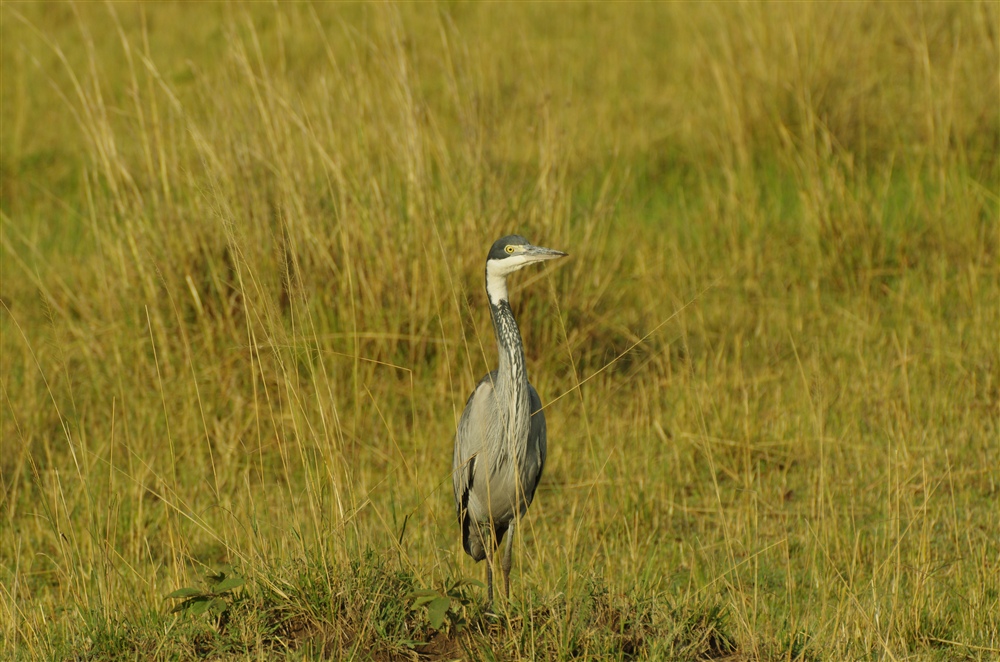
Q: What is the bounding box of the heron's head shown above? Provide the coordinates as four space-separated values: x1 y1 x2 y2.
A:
485 235 567 305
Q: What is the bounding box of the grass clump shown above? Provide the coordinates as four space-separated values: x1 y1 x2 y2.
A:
66 551 734 661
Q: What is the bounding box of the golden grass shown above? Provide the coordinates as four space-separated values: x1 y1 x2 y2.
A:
1 2 998 659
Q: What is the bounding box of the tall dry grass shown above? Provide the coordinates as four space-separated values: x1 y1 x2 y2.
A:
1 2 997 659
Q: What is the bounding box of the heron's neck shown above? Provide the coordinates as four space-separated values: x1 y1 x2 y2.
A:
486 275 530 431
490 298 527 390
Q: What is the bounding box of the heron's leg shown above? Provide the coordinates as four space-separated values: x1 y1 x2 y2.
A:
485 553 494 605
501 522 515 599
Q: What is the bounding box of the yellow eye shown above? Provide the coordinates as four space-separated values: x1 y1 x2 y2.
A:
505 245 516 254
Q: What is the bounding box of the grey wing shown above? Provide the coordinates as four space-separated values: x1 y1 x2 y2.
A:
453 371 498 560
453 372 498 500
521 383 547 510
452 387 480 517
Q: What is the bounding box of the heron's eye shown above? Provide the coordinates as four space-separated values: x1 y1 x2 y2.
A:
505 245 516 254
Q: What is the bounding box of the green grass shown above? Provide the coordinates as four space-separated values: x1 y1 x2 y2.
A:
1 2 998 660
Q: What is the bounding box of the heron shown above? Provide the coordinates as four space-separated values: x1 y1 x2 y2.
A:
452 234 568 605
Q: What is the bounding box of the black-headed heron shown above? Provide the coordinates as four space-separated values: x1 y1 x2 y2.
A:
452 235 567 604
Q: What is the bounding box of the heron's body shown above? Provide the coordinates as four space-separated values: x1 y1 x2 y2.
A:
452 235 566 603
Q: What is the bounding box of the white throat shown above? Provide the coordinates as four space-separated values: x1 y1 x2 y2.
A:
485 256 529 305
486 260 509 306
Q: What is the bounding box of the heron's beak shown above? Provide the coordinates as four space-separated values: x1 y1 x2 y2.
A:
523 245 568 263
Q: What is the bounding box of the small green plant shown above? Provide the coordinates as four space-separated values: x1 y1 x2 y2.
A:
165 565 245 623
407 577 483 634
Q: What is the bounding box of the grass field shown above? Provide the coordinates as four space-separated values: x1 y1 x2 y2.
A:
1 3 998 660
